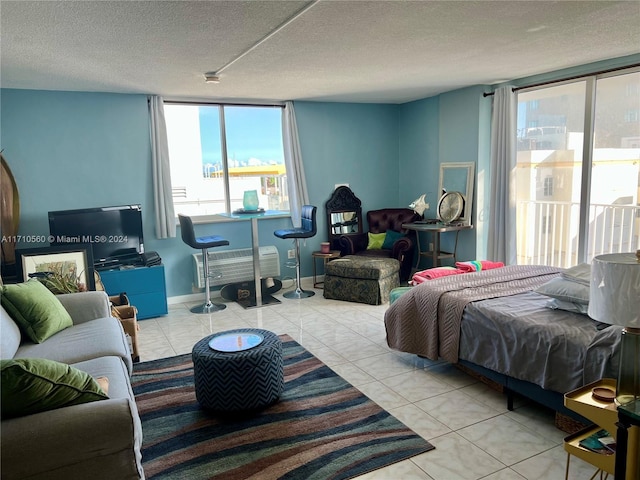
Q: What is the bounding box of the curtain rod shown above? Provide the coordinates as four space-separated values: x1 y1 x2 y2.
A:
483 62 640 97
162 100 285 108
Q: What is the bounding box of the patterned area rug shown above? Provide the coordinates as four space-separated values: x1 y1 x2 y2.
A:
132 335 434 479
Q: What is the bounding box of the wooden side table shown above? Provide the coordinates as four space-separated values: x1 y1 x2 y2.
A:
312 250 341 288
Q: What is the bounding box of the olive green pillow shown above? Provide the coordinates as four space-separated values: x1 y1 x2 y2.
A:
1 281 73 343
1 358 108 419
366 232 386 250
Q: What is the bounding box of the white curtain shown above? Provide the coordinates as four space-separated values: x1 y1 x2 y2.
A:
487 86 517 264
148 96 176 239
282 101 309 227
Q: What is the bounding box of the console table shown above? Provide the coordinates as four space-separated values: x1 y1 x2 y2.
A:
402 222 473 269
99 265 168 319
216 210 289 308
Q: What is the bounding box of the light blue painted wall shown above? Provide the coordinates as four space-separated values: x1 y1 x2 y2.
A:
397 86 490 267
398 96 440 208
3 55 636 295
0 89 293 298
437 85 488 261
0 91 401 298
294 101 401 243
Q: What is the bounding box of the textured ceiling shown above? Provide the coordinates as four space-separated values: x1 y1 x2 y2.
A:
1 0 639 104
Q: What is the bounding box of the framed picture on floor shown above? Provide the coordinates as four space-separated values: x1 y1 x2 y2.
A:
15 244 96 291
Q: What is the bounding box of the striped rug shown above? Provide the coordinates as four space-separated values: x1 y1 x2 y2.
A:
132 335 435 479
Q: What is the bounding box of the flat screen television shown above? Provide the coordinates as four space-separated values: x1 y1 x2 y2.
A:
48 205 144 266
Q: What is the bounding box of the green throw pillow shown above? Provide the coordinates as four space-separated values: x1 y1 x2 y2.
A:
1 358 108 419
1 281 73 343
382 230 406 249
366 232 386 250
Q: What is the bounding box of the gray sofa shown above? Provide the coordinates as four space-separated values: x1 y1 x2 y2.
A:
1 291 144 480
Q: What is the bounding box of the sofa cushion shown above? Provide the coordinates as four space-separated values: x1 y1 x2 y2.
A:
0 306 22 359
366 232 386 250
1 358 108 419
1 281 73 343
382 230 405 249
15 316 133 375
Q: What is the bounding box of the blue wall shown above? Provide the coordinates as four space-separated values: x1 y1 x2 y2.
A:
3 55 636 295
0 90 403 297
295 101 401 243
397 86 491 267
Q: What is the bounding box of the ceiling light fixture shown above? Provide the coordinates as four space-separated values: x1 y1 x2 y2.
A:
204 72 220 84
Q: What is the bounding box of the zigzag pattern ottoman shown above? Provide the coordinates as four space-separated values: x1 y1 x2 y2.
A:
192 329 284 412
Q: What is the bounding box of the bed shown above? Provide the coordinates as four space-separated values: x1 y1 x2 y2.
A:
384 265 622 424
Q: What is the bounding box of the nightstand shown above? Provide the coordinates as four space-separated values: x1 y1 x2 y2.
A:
564 379 639 480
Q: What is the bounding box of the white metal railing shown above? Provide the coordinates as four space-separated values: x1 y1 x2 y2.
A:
517 200 640 267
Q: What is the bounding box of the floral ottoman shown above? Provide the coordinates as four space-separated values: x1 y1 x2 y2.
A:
323 255 400 305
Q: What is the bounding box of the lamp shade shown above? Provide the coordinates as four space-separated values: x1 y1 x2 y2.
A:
588 252 640 327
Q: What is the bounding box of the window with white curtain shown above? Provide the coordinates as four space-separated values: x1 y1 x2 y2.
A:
515 69 640 267
164 103 288 216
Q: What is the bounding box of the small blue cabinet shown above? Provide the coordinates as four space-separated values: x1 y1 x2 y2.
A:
99 265 168 320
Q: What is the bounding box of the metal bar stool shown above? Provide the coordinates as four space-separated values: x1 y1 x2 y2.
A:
178 214 230 313
274 205 317 299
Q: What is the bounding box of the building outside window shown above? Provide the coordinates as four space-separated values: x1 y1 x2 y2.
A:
515 68 640 266
164 103 288 217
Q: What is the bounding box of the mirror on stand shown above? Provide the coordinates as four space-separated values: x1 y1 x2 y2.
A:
324 186 363 251
438 162 475 225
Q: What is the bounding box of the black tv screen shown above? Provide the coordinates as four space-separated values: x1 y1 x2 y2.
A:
48 205 144 264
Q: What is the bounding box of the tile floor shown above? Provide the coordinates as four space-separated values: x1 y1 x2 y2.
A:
137 279 601 480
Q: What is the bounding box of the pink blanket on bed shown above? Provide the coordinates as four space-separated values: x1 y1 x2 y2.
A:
410 260 505 285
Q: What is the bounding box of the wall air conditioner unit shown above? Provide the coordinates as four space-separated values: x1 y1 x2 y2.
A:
192 246 280 288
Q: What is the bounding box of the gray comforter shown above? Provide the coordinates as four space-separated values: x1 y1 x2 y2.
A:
459 291 621 392
384 265 621 392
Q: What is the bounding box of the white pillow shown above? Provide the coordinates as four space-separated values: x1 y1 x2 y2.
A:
535 277 589 305
560 263 591 286
545 298 589 315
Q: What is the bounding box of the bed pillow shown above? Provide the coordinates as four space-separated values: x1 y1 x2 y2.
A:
545 298 590 315
534 277 590 305
0 281 73 343
1 358 108 419
560 263 591 286
382 230 405 249
367 232 386 250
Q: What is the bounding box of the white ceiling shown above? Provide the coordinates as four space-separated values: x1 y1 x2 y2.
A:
1 0 639 104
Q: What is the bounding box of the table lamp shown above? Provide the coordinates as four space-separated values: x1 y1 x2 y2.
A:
588 251 640 406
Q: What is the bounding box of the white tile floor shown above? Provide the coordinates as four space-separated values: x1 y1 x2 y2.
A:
137 279 601 480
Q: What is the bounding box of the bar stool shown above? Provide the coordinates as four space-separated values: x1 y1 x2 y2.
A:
178 214 230 314
274 205 317 299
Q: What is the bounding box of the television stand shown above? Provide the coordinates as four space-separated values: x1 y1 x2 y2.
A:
98 265 167 319
95 259 121 271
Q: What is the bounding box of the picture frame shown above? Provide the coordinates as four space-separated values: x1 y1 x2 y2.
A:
15 244 96 291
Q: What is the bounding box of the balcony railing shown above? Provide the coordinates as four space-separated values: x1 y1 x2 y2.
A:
517 200 640 267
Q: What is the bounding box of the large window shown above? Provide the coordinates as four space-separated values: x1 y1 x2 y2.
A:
516 69 640 266
164 104 288 216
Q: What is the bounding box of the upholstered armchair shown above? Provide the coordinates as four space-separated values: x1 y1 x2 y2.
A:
338 208 421 282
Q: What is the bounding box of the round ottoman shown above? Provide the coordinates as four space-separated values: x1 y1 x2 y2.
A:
192 328 284 412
